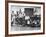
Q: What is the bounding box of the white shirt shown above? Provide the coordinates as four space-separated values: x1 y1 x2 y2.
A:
25 16 30 20
18 12 25 18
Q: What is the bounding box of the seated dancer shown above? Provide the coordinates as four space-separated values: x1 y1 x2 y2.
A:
18 9 25 25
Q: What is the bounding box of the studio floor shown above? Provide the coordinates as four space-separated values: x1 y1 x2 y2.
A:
11 24 40 31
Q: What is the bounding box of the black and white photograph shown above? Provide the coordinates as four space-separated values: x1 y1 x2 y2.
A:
8 2 44 34
11 6 41 31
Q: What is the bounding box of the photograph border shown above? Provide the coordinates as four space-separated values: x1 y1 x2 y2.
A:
5 0 45 37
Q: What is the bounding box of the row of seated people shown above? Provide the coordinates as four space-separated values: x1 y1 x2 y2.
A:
15 15 41 27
